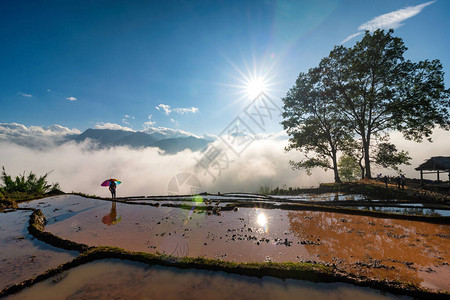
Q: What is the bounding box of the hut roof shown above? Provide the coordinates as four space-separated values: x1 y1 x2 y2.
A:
415 156 450 171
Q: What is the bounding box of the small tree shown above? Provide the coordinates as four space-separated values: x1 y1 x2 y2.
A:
338 154 360 181
373 142 411 172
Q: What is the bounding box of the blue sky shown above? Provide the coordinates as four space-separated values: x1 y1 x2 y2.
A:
1 0 449 137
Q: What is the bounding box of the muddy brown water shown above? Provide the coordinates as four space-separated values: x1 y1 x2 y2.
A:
287 211 450 291
0 209 78 290
6 194 449 294
5 259 408 300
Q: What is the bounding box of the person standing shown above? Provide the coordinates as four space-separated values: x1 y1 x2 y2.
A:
400 174 406 189
109 180 117 199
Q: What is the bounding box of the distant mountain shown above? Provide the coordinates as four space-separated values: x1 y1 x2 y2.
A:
0 123 213 153
74 128 211 153
151 136 210 154
75 129 163 148
75 129 135 146
115 131 161 148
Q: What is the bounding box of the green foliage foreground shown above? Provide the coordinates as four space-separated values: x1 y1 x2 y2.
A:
0 167 61 205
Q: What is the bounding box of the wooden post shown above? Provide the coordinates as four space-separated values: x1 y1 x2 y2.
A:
437 170 440 182
420 170 423 186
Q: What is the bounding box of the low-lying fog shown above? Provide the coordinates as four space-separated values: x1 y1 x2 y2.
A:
0 129 448 197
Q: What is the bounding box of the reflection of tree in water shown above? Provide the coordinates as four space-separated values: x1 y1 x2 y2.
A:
308 193 341 202
102 202 122 226
363 206 443 217
398 207 443 217
287 211 450 284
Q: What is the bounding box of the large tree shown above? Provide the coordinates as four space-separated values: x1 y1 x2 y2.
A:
282 68 353 183
283 29 450 179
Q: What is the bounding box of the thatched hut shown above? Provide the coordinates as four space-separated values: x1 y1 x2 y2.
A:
415 156 450 186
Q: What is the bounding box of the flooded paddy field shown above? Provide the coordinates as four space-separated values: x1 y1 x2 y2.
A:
5 259 407 300
1 193 449 298
0 209 78 290
124 192 450 217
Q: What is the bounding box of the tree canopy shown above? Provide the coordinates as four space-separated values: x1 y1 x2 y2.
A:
282 29 449 181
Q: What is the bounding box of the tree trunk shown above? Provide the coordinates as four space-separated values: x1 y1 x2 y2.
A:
363 140 371 179
332 152 342 183
359 156 365 179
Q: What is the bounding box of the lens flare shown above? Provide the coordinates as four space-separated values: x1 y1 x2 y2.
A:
192 195 203 204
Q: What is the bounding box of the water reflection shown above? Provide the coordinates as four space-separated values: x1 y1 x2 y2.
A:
287 211 450 290
6 259 405 300
257 211 268 233
18 195 449 292
102 202 122 226
343 206 450 217
0 210 77 290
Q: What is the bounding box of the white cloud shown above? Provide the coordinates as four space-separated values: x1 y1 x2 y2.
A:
122 115 135 125
0 123 28 133
255 130 288 140
66 96 77 101
341 1 435 44
18 92 32 98
156 104 199 115
340 32 363 44
156 104 172 115
94 122 134 131
143 115 156 129
47 89 52 92
202 133 218 141
170 118 180 126
0 123 80 137
0 122 81 148
173 107 199 114
359 1 435 31
142 126 200 139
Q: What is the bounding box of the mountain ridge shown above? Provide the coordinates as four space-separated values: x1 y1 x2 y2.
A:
74 128 211 153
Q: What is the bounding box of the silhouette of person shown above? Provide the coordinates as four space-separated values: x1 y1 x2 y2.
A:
400 174 406 189
109 180 117 199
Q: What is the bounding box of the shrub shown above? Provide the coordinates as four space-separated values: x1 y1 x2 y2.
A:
1 166 60 195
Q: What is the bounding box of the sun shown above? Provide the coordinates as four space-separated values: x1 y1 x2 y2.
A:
245 76 267 99
217 54 279 107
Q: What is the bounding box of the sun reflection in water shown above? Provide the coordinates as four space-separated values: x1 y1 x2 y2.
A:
256 211 268 233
